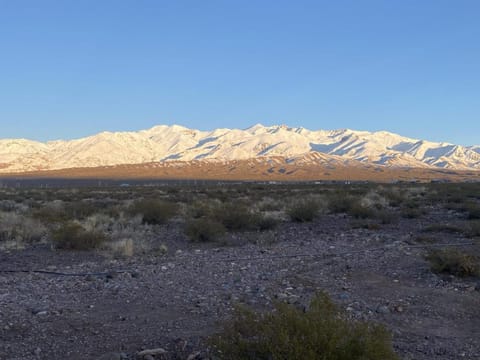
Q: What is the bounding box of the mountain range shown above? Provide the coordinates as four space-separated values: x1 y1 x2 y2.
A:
1 124 480 178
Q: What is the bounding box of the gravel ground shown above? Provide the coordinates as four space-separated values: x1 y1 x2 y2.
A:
1 211 479 360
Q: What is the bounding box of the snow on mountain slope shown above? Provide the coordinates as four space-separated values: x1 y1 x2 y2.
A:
0 124 479 173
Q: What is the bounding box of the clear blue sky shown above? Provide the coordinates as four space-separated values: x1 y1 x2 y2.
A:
0 0 479 145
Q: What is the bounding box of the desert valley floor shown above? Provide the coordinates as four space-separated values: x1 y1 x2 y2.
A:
0 182 479 359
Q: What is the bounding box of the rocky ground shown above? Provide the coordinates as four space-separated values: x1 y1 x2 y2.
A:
1 210 479 360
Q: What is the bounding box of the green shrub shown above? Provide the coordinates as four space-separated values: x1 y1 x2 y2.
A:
188 200 216 219
425 249 479 277
327 193 357 214
185 218 226 242
31 204 69 224
210 292 399 360
213 203 260 231
287 200 319 222
347 203 376 219
129 199 178 225
52 222 107 250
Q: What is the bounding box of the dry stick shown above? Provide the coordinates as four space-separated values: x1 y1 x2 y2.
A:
0 241 475 276
0 269 132 277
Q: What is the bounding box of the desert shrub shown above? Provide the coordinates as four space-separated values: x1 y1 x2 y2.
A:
31 201 69 224
403 198 421 209
0 212 46 244
360 190 388 210
257 198 282 212
210 292 398 360
64 201 98 219
129 199 178 225
380 188 405 207
0 200 18 212
188 200 220 219
256 215 279 230
287 200 319 222
51 222 108 250
185 218 226 242
347 203 377 219
425 249 479 277
213 203 261 231
327 193 357 214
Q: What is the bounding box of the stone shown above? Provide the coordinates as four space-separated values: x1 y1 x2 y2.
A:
376 305 390 314
187 351 202 360
137 348 167 358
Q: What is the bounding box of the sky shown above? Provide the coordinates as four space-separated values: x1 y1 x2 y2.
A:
0 0 479 145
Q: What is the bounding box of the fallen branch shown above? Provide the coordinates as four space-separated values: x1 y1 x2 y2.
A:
0 269 133 277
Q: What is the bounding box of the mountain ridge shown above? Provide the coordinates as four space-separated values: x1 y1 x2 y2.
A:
1 124 480 174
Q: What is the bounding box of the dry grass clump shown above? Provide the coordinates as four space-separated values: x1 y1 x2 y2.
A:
31 201 69 224
425 249 479 278
287 199 320 222
0 211 46 247
327 193 358 214
129 199 178 225
210 292 399 360
379 187 406 207
51 222 108 250
212 203 261 231
185 218 226 242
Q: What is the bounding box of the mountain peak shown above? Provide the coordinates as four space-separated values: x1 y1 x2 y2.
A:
0 124 479 173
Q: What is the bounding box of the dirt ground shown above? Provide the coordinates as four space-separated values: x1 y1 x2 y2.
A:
1 209 479 360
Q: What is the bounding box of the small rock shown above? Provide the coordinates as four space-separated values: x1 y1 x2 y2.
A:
31 307 48 315
187 351 202 360
376 305 390 314
137 348 167 358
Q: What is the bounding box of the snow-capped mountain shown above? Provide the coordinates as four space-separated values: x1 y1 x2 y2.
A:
1 124 479 174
